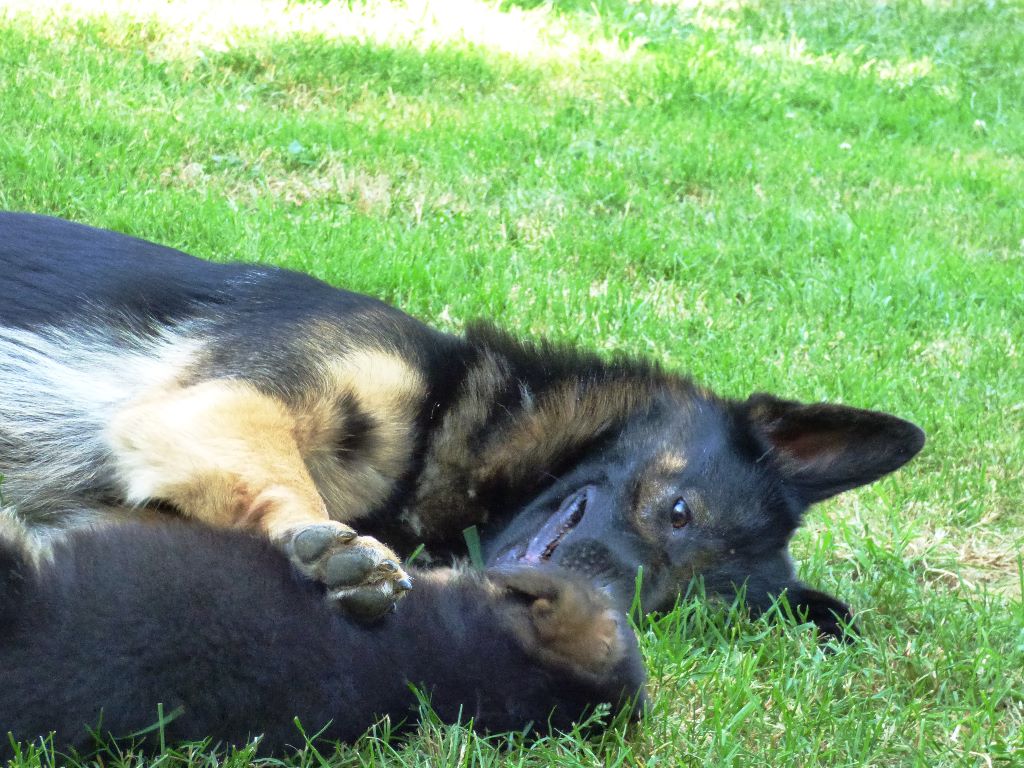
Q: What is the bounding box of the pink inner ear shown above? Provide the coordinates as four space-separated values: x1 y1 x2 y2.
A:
742 394 925 502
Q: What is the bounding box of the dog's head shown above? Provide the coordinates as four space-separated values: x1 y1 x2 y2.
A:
483 387 924 638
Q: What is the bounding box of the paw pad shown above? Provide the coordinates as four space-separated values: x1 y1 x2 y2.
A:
284 522 411 621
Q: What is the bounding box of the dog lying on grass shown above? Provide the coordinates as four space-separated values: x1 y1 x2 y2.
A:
0 212 925 634
0 518 645 757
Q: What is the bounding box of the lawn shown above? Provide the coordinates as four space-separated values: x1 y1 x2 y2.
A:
0 0 1021 765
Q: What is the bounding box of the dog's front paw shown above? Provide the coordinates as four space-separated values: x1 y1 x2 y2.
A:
285 522 412 620
486 565 626 677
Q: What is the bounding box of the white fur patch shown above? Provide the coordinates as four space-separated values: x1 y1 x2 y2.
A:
0 321 202 515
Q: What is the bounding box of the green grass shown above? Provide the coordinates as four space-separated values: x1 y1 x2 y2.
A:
1 0 1021 764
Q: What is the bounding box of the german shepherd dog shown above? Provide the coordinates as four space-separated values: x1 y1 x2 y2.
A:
0 520 645 755
0 212 924 633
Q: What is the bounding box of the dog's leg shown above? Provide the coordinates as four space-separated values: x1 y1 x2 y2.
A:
106 380 411 618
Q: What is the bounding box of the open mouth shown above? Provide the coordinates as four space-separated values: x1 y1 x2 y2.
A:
494 486 591 565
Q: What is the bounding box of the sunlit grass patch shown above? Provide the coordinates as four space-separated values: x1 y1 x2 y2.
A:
2 0 644 63
1 0 1022 765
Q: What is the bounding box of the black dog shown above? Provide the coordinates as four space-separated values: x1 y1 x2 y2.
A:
0 213 925 631
0 520 645 756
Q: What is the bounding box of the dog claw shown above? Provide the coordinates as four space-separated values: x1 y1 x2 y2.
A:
396 577 414 592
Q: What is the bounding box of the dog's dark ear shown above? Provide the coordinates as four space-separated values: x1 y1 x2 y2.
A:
787 584 857 641
740 394 925 503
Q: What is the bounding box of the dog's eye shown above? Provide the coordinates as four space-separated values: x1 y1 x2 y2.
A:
670 498 691 529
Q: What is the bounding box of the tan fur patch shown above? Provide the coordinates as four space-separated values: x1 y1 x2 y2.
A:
630 450 691 537
299 348 425 522
653 451 688 475
492 569 626 678
413 351 508 525
530 599 624 675
107 380 328 539
107 349 424 537
476 380 665 490
413 566 460 587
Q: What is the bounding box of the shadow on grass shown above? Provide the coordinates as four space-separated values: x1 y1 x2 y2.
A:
5 0 1011 134
194 34 531 99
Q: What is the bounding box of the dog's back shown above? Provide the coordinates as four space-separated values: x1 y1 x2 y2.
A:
0 211 430 336
0 212 450 527
0 521 645 756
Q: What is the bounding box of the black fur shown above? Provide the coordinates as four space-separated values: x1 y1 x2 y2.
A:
0 212 926 634
0 522 645 757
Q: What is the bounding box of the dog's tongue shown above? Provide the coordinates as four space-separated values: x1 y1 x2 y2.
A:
521 490 588 564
